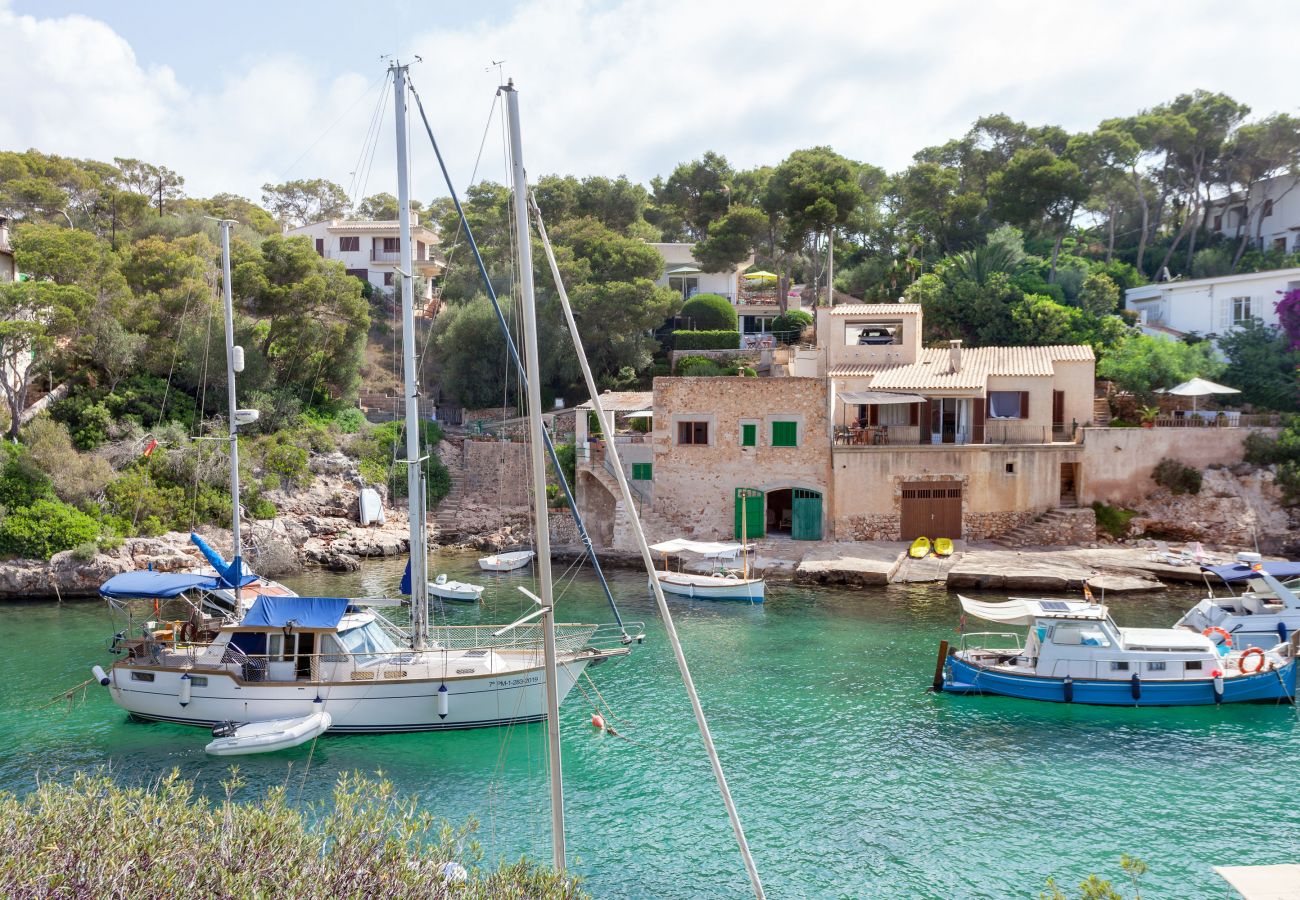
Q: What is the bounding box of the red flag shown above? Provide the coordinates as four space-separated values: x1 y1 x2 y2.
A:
142 439 158 458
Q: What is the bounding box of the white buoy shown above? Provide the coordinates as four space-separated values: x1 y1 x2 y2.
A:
179 672 192 707
437 684 449 719
91 665 110 687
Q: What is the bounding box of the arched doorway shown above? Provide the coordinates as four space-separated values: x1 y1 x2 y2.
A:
766 488 793 535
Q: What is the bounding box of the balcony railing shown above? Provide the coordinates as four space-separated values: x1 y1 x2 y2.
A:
833 423 1079 447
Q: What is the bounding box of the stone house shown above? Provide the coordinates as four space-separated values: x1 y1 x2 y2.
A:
575 303 1100 547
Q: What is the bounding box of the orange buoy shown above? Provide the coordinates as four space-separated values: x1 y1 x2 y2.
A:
591 713 606 730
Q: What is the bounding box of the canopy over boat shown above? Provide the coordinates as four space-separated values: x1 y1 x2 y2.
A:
99 570 258 600
958 595 1108 626
236 596 350 631
1203 561 1300 583
649 539 744 559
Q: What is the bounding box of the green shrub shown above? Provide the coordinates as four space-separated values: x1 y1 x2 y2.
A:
554 443 577 488
1152 458 1202 495
0 770 584 899
672 330 741 350
248 496 277 519
0 499 101 560
52 376 197 450
0 443 55 511
353 419 448 506
679 293 737 330
257 434 311 489
332 407 367 434
102 463 232 536
1091 502 1137 539
1244 431 1283 466
770 310 813 343
676 356 726 377
69 541 100 563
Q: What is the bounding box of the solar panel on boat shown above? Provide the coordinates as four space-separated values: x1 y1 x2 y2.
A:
1039 601 1070 611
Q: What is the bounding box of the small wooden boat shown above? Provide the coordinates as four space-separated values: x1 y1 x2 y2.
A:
429 574 484 602
649 538 764 603
205 712 332 756
908 537 931 559
478 550 536 572
933 538 953 558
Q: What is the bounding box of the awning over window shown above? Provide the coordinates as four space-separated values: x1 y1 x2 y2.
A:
838 390 928 405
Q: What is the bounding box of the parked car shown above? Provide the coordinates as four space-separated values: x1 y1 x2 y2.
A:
857 326 896 345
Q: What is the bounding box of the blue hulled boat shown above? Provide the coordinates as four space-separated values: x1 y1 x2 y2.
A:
941 596 1297 706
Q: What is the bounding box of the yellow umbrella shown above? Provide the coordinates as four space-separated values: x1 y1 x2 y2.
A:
744 270 778 282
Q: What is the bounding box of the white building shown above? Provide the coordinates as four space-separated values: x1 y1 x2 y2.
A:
1125 267 1300 340
0 216 14 284
287 219 442 301
649 242 804 347
1205 174 1300 254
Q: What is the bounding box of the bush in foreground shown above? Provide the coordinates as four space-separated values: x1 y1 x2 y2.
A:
0 770 585 899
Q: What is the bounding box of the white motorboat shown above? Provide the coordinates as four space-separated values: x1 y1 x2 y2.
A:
479 550 536 572
942 595 1298 705
1175 553 1300 650
205 711 332 756
429 574 484 602
649 539 765 603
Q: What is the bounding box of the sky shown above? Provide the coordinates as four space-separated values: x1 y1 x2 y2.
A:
2 0 1297 208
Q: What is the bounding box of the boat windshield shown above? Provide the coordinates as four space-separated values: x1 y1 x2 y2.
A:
337 620 399 664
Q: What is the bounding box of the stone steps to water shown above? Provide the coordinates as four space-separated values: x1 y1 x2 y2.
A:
993 507 1097 548
1092 396 1111 427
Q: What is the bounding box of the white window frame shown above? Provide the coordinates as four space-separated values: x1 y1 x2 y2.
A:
1231 296 1253 326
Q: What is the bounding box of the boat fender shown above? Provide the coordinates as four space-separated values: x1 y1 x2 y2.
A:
437 684 449 720
1130 673 1141 702
91 665 110 687
179 672 192 707
591 712 605 730
1279 622 1289 644
1212 669 1224 704
1062 676 1073 703
1239 647 1267 674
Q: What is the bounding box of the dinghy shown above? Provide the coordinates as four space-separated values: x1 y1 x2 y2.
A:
358 487 385 526
204 711 332 756
908 537 931 559
478 550 536 572
429 574 484 602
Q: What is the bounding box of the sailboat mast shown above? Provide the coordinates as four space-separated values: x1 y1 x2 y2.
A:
391 61 428 648
503 79 567 872
218 219 242 604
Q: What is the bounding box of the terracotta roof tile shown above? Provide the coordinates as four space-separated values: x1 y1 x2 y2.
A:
831 345 1093 391
827 303 922 316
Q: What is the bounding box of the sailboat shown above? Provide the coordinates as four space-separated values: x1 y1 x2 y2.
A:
89 62 639 736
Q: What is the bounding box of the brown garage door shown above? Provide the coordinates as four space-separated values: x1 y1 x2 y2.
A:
900 482 962 540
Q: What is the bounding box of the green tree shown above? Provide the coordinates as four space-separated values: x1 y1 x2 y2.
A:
692 206 767 273
1097 333 1223 399
356 192 423 222
1078 273 1120 316
0 280 93 438
649 151 735 241
112 157 185 216
987 145 1089 282
260 178 350 226
1217 319 1300 411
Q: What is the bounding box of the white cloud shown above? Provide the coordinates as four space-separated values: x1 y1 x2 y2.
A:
1 0 1297 207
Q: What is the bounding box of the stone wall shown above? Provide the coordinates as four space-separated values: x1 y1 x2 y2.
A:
965 510 1040 541
461 439 530 508
1079 426 1277 505
650 376 831 541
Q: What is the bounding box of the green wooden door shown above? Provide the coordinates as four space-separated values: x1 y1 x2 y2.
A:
791 489 822 541
734 488 764 540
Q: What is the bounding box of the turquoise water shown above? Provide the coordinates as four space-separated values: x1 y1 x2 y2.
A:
3 554 1298 898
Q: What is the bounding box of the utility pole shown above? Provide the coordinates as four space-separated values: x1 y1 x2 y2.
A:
157 174 164 217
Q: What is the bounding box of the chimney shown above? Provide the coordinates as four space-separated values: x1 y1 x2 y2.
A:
949 339 963 373
0 216 10 252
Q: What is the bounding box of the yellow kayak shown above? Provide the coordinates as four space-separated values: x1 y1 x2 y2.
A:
908 537 931 559
934 537 954 558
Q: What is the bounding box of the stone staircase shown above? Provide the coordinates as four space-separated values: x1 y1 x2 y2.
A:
1092 396 1111 427
994 508 1097 548
582 460 691 549
432 441 467 533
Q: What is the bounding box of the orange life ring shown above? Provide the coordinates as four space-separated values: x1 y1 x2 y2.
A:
1238 647 1266 674
1203 626 1233 648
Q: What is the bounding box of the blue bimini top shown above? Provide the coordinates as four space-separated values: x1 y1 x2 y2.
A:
237 596 351 630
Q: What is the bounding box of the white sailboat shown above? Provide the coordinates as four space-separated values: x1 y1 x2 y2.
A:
91 63 638 738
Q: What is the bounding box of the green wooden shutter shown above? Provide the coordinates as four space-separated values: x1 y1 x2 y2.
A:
771 421 797 447
741 423 756 447
631 463 652 481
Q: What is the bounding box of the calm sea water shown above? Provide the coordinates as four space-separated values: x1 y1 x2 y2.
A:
2 553 1296 898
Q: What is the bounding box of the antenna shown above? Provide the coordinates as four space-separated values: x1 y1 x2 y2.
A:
487 59 507 81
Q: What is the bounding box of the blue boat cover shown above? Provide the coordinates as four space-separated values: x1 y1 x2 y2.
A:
399 559 412 595
99 570 255 600
240 596 350 630
1204 561 1300 583
190 532 245 587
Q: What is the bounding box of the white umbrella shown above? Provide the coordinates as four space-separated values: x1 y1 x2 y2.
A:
1164 377 1240 411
